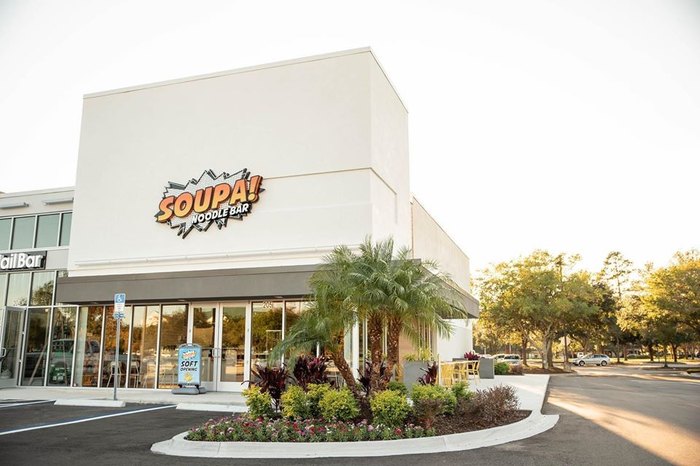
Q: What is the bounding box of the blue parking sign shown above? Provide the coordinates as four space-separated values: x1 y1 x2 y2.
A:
114 293 126 319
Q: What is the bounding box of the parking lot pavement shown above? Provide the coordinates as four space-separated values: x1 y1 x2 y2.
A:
1 368 697 466
0 402 227 466
0 402 176 435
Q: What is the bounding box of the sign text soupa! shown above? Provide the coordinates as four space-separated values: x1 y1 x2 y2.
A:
155 168 264 238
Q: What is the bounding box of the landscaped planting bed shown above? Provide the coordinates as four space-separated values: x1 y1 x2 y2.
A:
185 359 528 443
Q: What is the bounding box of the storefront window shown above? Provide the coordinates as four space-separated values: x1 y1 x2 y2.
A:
0 218 10 250
73 306 103 387
21 308 50 386
220 304 246 383
158 305 188 388
284 301 302 335
6 272 30 306
59 213 72 246
11 216 35 250
30 271 55 306
101 306 131 388
130 305 159 388
252 301 283 368
35 214 59 248
47 307 77 386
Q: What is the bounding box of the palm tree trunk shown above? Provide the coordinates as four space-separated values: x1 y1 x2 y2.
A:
327 346 360 397
367 315 384 393
384 317 402 385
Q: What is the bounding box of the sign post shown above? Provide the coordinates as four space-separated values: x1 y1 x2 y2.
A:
113 293 126 401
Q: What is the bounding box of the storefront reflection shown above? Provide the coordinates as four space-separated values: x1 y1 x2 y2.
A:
158 305 188 388
47 307 76 385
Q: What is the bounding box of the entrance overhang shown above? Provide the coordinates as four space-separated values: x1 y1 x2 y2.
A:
56 265 319 304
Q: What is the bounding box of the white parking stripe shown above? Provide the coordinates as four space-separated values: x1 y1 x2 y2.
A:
0 400 55 409
0 404 176 436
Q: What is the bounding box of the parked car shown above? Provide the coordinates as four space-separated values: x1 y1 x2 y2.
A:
572 354 610 366
495 354 521 365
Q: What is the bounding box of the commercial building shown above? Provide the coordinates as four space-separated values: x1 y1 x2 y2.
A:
0 48 478 393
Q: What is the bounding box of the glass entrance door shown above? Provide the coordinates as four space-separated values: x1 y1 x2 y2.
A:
191 303 250 391
191 304 217 391
0 307 25 389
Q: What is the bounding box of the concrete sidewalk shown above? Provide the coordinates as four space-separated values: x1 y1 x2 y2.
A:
0 375 545 411
0 386 245 408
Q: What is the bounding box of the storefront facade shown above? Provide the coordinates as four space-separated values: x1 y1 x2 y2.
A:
0 48 478 392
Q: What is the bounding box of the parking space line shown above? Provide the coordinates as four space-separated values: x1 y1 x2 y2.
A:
0 400 56 409
0 404 176 436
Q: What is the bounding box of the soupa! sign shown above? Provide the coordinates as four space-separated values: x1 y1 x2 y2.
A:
155 168 264 238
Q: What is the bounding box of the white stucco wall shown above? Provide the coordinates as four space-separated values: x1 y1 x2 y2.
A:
410 198 471 293
435 319 474 361
68 49 411 277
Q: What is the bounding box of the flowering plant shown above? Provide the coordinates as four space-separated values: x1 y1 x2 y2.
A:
186 416 435 442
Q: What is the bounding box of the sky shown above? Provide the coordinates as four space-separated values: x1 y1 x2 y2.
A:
1 0 699 276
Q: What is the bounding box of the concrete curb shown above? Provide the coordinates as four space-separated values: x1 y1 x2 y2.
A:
150 412 559 458
176 403 247 413
55 399 126 408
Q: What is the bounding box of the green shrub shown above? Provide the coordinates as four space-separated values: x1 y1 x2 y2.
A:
494 362 510 375
243 385 274 419
411 384 457 415
281 385 310 420
370 390 411 427
386 381 408 396
319 387 360 421
307 383 332 418
451 381 472 401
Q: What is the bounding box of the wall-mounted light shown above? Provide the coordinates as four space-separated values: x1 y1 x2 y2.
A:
0 201 29 209
43 197 74 205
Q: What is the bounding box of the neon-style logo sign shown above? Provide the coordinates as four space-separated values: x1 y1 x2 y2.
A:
155 168 264 238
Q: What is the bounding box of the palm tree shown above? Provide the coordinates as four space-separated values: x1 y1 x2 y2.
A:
273 237 467 395
272 246 362 396
352 238 468 389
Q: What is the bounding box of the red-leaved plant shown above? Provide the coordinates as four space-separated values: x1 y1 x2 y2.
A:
248 364 290 411
293 355 329 390
418 362 438 385
463 351 481 361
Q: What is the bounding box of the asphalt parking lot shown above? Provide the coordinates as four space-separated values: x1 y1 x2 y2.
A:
0 366 698 466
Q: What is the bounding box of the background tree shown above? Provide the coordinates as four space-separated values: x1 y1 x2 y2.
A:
645 250 700 340
476 260 533 365
477 251 600 369
597 251 636 361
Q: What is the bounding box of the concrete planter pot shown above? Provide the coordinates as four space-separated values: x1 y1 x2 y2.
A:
402 361 431 391
478 357 495 379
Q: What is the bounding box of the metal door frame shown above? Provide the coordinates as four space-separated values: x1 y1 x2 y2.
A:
0 306 26 388
189 302 250 392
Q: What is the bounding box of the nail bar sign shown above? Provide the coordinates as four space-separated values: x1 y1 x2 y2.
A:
0 251 47 271
155 168 264 239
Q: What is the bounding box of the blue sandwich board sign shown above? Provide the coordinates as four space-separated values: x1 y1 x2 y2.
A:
177 344 202 386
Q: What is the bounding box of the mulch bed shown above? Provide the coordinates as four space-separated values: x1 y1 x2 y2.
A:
433 410 531 436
